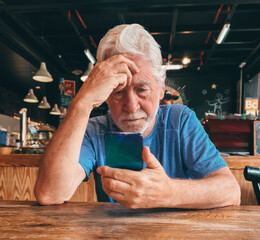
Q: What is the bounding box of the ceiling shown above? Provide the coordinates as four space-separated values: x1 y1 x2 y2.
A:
0 0 260 96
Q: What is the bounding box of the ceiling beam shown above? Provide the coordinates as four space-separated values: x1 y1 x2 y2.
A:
0 10 69 75
1 0 260 12
0 19 41 67
169 8 178 53
206 58 242 65
201 4 238 70
244 42 260 62
0 18 45 72
244 42 260 71
58 24 260 37
61 10 94 60
118 13 126 24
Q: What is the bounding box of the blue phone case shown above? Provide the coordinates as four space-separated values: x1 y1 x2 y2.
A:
104 132 143 171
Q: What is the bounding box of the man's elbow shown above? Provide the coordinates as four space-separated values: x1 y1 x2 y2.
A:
34 186 66 206
229 178 241 206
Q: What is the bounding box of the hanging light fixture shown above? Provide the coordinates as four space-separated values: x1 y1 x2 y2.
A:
38 96 51 109
216 23 231 44
33 62 53 82
60 107 67 118
84 49 96 64
161 53 184 71
182 57 191 65
50 104 61 115
161 64 184 70
23 89 39 103
80 62 94 82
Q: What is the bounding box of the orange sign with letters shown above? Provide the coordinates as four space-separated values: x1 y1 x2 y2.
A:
245 99 259 110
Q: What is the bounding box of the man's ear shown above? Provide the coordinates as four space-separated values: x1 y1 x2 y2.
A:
160 83 165 100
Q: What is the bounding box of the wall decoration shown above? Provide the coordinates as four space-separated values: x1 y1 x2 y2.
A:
59 78 75 108
202 89 207 95
165 80 189 106
211 84 217 89
206 93 230 115
166 69 238 121
64 80 76 96
224 89 230 95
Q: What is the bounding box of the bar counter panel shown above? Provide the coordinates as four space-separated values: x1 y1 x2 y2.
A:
0 154 259 204
0 154 97 202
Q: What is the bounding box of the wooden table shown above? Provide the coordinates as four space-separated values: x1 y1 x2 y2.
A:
0 201 259 239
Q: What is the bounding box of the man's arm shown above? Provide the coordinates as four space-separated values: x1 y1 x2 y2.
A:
34 101 92 205
34 54 139 205
97 147 241 209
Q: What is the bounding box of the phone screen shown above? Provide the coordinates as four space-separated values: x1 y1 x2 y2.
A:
104 132 143 171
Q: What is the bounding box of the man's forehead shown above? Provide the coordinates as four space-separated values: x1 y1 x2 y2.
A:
130 55 161 87
133 55 152 67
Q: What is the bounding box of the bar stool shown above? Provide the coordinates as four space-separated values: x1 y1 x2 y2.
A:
244 166 260 205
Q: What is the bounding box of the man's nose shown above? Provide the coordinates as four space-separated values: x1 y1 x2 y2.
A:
123 91 140 113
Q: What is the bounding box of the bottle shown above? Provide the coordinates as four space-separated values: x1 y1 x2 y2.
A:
6 132 10 146
0 126 7 145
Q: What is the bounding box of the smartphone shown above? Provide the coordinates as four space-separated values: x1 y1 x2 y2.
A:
104 132 143 171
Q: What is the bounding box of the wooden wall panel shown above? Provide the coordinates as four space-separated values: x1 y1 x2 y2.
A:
225 156 259 205
0 166 97 202
0 167 37 201
0 165 257 204
231 169 257 205
69 175 97 202
0 155 259 205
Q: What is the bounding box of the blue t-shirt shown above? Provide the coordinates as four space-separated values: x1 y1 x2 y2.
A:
79 104 227 202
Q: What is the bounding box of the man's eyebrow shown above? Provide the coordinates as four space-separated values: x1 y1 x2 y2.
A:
135 81 151 86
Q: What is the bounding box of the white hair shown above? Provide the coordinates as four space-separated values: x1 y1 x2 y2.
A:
96 24 166 85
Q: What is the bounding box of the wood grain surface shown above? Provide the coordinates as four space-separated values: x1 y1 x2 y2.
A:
0 201 259 240
0 154 259 204
0 166 97 202
0 154 41 167
225 156 260 205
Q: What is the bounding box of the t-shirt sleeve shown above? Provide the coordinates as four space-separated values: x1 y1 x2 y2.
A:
78 132 96 181
180 109 227 179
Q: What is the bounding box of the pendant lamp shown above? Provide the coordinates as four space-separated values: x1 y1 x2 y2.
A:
84 49 96 64
23 89 39 103
50 104 61 115
60 107 67 118
38 96 51 109
33 62 53 82
80 62 93 82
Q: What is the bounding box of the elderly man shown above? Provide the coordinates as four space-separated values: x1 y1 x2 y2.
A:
34 24 240 209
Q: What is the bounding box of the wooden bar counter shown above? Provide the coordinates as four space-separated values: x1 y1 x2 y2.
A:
0 201 260 239
0 154 97 202
0 154 259 204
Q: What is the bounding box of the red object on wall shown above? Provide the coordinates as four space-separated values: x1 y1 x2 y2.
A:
203 119 254 153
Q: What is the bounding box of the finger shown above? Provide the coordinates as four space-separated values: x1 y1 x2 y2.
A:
107 54 139 74
122 53 136 60
97 166 139 184
142 146 163 169
113 62 133 86
102 185 125 201
101 176 131 194
113 74 128 92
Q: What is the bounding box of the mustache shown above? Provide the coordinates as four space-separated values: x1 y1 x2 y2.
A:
119 110 147 120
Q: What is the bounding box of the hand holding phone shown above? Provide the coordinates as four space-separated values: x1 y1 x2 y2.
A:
104 132 143 171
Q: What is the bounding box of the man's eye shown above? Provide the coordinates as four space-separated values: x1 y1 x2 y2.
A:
137 88 148 95
112 91 124 99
